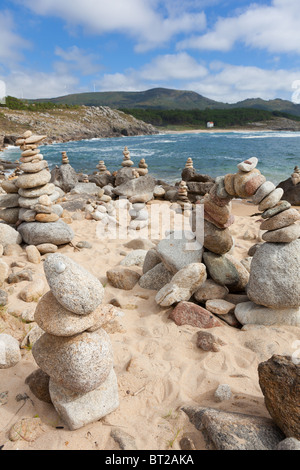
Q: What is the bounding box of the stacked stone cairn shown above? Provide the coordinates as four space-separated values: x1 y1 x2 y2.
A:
30 253 119 430
10 131 74 247
82 174 89 183
177 181 190 206
61 151 69 165
185 158 194 170
96 160 110 175
121 147 134 168
291 166 300 186
137 158 148 176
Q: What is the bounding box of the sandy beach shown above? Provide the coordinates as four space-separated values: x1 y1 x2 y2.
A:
0 198 299 451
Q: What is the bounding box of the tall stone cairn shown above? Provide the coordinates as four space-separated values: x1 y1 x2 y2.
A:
196 156 300 326
121 146 134 168
31 253 119 430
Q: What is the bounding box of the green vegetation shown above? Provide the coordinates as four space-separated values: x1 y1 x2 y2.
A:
120 107 300 128
0 95 79 111
28 87 300 117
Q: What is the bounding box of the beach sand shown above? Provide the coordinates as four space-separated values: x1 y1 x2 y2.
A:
0 200 299 451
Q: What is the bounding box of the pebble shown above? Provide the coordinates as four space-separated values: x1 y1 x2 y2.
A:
202 220 233 255
196 331 225 352
26 245 41 264
36 243 58 254
120 249 147 267
205 299 236 315
169 301 222 328
193 279 229 302
18 183 56 199
106 267 141 290
0 334 21 369
235 301 300 326
203 252 249 293
262 223 300 243
33 330 114 394
214 384 232 402
25 368 52 403
258 188 284 212
44 253 104 315
49 368 119 431
16 169 51 189
34 291 117 337
156 232 203 274
9 417 44 442
247 239 300 308
0 260 9 286
155 263 207 307
139 262 173 290
260 208 300 231
19 277 45 302
35 213 60 223
252 181 276 205
261 201 291 219
233 169 261 198
237 157 258 172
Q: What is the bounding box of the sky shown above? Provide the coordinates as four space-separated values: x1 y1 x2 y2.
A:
1 0 300 103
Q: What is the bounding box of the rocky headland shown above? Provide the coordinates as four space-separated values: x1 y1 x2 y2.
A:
0 105 158 151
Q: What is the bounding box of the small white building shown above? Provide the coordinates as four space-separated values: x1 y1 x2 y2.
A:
207 121 214 128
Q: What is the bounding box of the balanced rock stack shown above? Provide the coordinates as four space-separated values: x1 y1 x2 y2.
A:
31 253 119 430
137 158 148 176
185 158 194 170
96 160 110 175
14 131 74 246
61 152 69 165
82 174 89 183
291 166 300 186
121 147 134 168
177 181 190 206
208 157 300 326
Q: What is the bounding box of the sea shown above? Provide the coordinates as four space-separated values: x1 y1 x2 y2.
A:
1 130 300 185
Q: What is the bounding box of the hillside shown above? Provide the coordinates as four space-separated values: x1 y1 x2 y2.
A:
0 105 158 151
31 87 300 117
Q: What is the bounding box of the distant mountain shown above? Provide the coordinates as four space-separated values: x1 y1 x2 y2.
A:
31 87 300 117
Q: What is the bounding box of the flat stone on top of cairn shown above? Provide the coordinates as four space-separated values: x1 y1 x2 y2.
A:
121 147 134 167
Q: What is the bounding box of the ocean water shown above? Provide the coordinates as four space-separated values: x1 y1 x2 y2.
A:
2 130 300 185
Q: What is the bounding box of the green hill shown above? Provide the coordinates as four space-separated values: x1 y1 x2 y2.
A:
30 88 300 117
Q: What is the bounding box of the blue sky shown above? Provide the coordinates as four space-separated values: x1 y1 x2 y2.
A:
1 0 300 103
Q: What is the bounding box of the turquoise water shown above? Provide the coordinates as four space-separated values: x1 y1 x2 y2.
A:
2 131 300 185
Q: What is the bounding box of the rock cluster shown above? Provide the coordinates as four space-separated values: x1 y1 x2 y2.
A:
31 253 119 430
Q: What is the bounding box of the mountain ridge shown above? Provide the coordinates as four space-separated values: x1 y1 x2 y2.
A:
30 87 300 117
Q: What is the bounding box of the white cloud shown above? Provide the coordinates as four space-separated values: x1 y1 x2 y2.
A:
0 10 31 65
21 0 206 51
96 52 208 91
187 64 300 103
3 69 80 99
178 0 300 55
54 46 102 76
